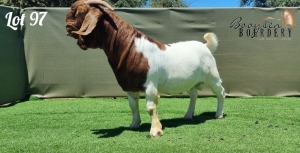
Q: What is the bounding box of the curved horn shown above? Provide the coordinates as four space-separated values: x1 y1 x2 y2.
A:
86 0 114 10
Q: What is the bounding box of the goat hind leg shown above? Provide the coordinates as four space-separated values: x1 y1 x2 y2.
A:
184 87 198 119
208 80 225 119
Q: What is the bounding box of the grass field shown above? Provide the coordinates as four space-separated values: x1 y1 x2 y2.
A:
1 97 300 152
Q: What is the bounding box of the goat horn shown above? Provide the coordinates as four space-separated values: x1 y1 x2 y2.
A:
86 0 114 10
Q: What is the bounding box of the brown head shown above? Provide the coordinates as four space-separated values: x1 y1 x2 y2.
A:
65 0 115 50
66 0 151 92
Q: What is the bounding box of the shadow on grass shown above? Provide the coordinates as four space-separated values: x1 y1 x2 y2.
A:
92 112 224 138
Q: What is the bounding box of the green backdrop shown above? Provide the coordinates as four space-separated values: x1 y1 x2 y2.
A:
0 6 27 104
1 6 300 104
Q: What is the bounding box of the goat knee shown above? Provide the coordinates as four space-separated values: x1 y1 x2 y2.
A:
146 102 156 115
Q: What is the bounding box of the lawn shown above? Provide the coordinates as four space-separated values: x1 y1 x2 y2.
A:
1 97 300 152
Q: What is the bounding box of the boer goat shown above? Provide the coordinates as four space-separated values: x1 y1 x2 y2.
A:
66 0 225 138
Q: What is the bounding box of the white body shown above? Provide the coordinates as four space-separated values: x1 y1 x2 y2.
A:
135 38 218 94
129 33 225 137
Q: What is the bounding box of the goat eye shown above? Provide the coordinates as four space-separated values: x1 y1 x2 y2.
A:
71 6 75 11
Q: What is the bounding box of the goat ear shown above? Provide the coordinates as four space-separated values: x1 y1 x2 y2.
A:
102 9 118 30
72 7 102 36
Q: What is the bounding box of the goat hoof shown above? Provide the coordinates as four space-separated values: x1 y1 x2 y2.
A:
183 114 193 120
215 112 224 119
129 122 141 129
148 128 163 138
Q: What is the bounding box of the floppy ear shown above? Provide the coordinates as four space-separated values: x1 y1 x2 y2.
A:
72 7 103 36
101 8 118 30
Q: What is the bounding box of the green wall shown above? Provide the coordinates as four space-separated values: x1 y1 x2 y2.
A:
0 6 27 104
1 6 300 104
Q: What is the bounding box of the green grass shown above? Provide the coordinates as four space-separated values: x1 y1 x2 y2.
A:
1 97 300 152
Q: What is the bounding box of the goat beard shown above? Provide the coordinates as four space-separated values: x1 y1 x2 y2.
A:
77 35 88 50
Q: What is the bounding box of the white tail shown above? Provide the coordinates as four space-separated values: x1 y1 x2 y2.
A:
204 33 218 53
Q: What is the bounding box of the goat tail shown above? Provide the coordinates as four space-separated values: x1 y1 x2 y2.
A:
204 33 218 53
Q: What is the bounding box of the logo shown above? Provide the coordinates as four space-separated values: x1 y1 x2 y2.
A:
230 9 296 40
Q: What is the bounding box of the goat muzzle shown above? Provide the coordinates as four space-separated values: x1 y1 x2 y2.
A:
66 24 79 37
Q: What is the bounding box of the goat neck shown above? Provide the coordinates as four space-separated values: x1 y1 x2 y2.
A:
97 10 153 92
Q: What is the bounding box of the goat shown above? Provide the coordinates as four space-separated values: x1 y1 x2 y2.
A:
66 0 225 138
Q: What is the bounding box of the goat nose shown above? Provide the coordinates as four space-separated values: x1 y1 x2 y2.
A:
66 27 72 35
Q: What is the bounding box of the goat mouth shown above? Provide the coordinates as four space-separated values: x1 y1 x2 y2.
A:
66 24 79 37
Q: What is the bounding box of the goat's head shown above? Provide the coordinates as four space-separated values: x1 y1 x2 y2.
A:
66 0 114 50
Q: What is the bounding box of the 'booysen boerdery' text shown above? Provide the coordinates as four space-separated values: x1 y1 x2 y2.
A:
230 17 292 38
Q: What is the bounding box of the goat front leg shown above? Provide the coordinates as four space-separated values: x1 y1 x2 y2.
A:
145 83 163 138
127 92 141 129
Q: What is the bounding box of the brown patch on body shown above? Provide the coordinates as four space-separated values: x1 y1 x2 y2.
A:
136 32 166 51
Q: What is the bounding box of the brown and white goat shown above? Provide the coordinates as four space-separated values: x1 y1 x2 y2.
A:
66 0 225 138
